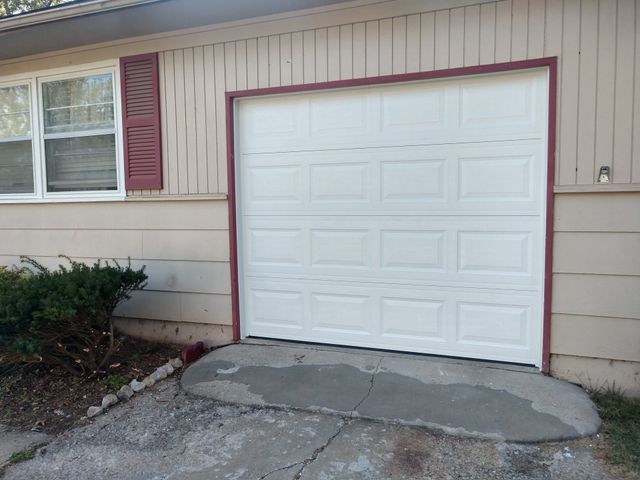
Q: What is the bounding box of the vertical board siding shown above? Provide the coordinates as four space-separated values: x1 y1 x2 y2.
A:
613 0 635 183
406 15 421 73
464 5 480 67
559 0 581 185
133 0 640 196
449 8 465 68
268 35 280 87
595 1 617 184
392 16 407 74
340 24 354 79
379 18 393 75
327 26 340 80
193 46 208 193
577 0 598 185
280 34 292 86
303 30 316 84
183 47 198 194
420 12 436 71
315 28 329 82
353 23 366 78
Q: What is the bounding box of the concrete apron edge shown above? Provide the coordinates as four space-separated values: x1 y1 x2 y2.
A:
182 381 593 443
180 344 601 443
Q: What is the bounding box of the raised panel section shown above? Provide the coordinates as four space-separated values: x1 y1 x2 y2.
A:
310 93 369 135
381 159 445 202
247 165 302 203
248 229 302 267
310 163 369 202
457 302 530 348
380 85 446 130
459 75 535 129
311 229 370 268
250 289 303 329
381 297 445 340
458 231 531 274
458 155 533 202
241 99 300 139
311 293 370 334
381 230 445 271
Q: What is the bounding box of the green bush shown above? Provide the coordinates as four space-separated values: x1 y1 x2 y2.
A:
0 257 147 376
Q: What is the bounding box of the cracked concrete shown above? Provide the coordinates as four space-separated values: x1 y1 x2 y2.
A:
0 425 51 467
2 378 618 480
181 343 601 442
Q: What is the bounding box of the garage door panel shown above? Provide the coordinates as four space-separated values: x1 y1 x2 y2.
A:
457 154 535 203
238 69 547 366
239 70 546 154
241 141 544 214
458 72 542 133
244 278 540 363
243 216 541 288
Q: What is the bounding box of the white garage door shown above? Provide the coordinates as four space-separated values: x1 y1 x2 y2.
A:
235 69 548 366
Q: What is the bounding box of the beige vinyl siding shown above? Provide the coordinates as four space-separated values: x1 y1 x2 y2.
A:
3 0 624 197
551 192 640 395
0 200 232 336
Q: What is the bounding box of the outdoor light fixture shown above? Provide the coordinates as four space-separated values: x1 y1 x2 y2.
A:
597 166 610 184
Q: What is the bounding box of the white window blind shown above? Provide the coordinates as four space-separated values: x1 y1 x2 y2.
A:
0 84 34 194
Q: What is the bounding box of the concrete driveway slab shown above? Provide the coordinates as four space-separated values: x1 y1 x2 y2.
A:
3 379 616 480
0 425 51 467
181 343 601 442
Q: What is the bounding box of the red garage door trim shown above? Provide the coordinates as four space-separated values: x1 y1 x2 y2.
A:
225 57 558 373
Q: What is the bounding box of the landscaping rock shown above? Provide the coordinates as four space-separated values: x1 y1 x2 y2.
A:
116 385 134 401
164 363 175 375
86 406 103 418
151 366 168 382
129 379 146 393
169 357 183 369
142 376 156 388
101 394 119 410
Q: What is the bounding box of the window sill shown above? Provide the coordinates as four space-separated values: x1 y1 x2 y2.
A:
0 193 126 204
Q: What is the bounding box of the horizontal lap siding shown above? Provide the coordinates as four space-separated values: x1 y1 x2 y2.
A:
120 0 640 196
551 193 640 375
0 201 231 327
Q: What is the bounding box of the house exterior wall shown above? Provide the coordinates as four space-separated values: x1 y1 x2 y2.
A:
0 200 235 346
0 0 639 394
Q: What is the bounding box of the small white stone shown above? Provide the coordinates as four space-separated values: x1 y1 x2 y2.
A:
142 376 156 387
101 394 119 409
117 385 134 401
169 357 183 369
130 379 146 392
151 366 168 382
87 406 103 418
164 363 175 375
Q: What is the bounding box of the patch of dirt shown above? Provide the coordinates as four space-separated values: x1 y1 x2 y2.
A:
0 337 182 435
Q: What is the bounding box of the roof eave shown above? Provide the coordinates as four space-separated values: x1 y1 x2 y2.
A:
0 0 162 32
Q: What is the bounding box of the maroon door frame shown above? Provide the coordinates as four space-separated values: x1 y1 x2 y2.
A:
225 57 558 373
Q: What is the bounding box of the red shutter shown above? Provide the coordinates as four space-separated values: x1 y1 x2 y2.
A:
120 53 162 190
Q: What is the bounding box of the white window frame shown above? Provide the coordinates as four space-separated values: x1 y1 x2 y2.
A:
0 60 125 203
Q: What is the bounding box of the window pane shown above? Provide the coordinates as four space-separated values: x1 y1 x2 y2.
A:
0 84 31 138
0 140 34 194
43 74 114 134
45 134 117 192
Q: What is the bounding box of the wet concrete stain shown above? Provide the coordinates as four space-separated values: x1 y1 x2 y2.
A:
182 360 579 442
358 371 580 441
183 360 374 413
